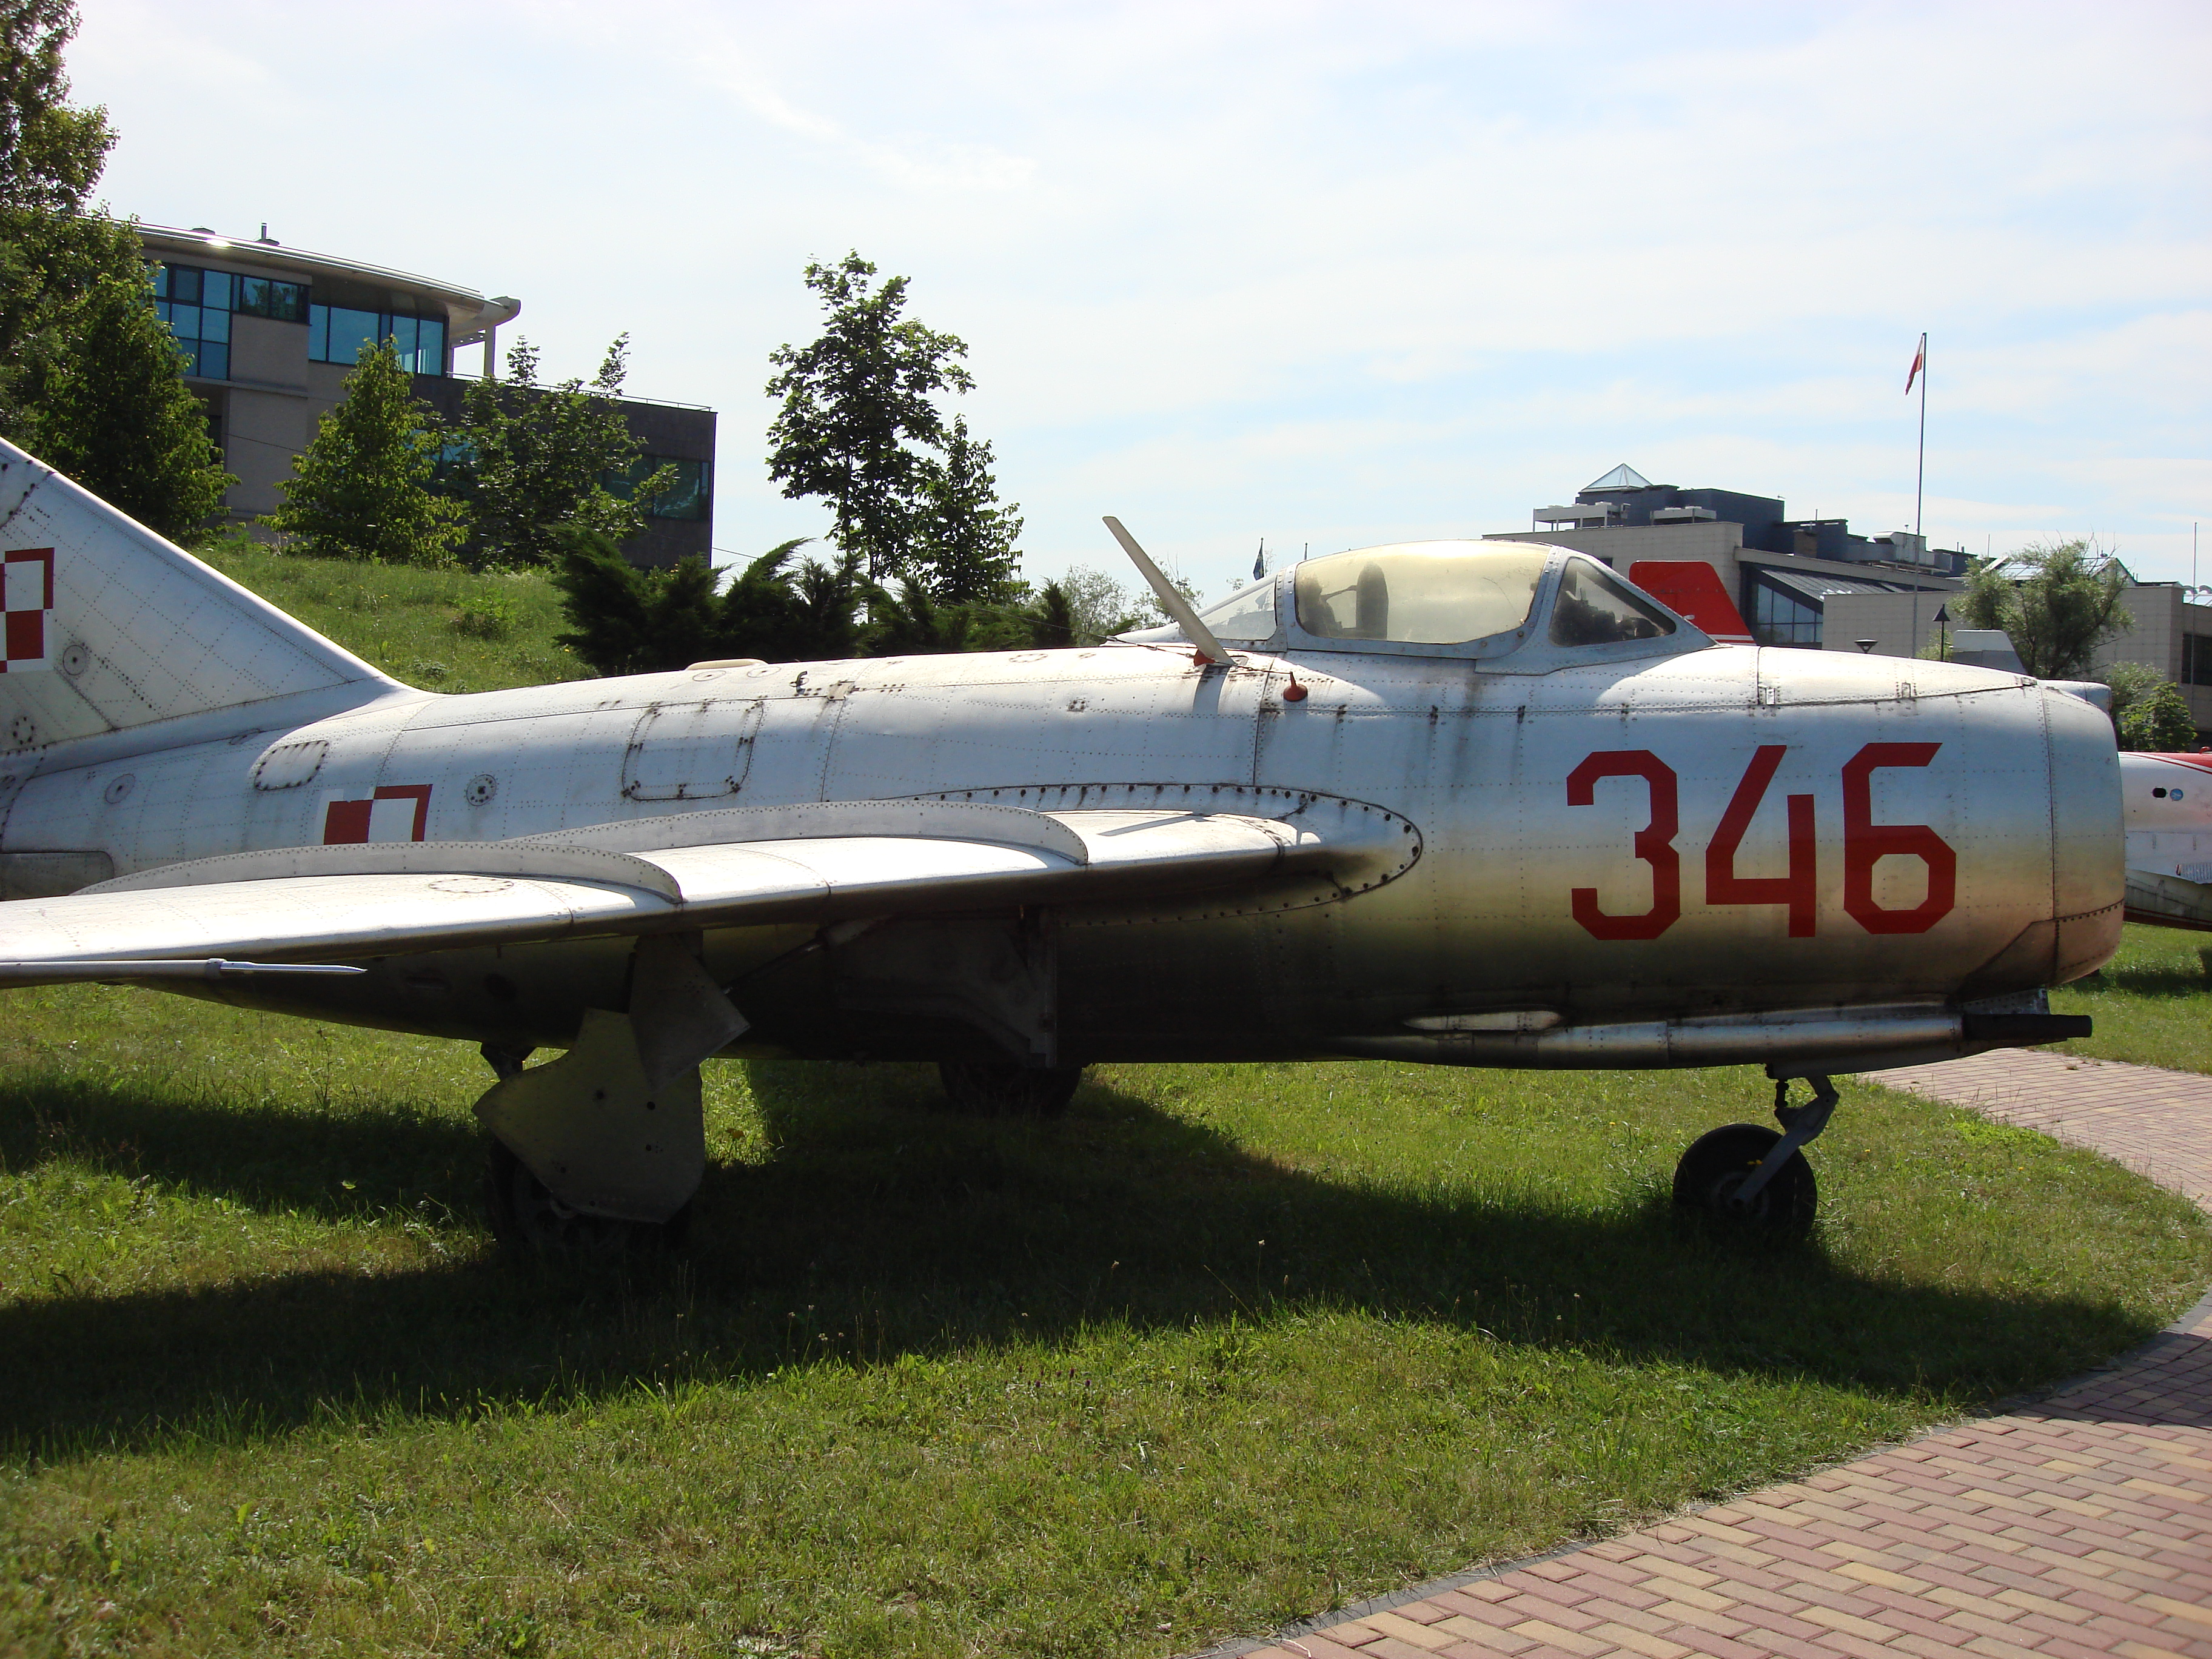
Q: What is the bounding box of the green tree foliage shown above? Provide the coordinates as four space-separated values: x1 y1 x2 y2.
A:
0 2 231 532
551 534 861 677
32 264 232 537
261 338 458 563
446 335 661 568
914 415 1022 603
1957 537 2132 681
2102 662 2199 752
0 0 114 436
0 0 106 216
766 252 1022 600
1058 564 1150 645
1026 580 1073 649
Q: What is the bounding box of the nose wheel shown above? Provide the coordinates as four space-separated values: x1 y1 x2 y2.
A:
1672 1073 1835 1232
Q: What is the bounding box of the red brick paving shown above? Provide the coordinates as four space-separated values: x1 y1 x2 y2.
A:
1202 1050 2212 1659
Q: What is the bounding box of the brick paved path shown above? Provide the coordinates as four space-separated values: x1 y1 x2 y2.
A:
1208 1050 2212 1659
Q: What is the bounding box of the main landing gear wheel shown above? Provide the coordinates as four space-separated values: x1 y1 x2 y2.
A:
1672 1124 1817 1232
484 1140 690 1253
1672 1072 1836 1233
937 1060 1084 1119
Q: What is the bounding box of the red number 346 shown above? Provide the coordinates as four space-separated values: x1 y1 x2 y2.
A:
1567 743 1957 940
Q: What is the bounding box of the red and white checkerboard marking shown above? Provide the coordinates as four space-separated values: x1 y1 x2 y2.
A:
321 784 431 844
1 548 54 672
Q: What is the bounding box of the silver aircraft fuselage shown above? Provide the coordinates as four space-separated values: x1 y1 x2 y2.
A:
0 627 2120 1067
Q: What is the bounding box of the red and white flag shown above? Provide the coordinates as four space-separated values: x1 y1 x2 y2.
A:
1905 333 1926 395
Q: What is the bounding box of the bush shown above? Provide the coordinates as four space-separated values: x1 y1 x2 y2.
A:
453 593 518 639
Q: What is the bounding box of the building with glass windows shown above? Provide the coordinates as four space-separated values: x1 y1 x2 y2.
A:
1486 464 1963 651
139 223 716 568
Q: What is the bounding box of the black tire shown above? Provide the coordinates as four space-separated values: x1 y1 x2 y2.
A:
1672 1122 1817 1232
936 1059 1084 1119
484 1139 688 1253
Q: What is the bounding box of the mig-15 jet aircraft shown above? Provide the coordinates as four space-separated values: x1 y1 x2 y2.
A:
2114 749 2212 930
0 440 2116 1245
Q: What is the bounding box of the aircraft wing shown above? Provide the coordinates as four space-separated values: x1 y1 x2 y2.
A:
0 796 1419 984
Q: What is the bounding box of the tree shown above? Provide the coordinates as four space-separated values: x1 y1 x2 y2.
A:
447 335 662 568
0 0 115 439
2102 662 2198 752
0 1 108 218
31 264 232 537
1057 565 1150 645
1956 537 2132 680
261 338 458 563
913 415 1022 603
550 534 861 677
768 252 1024 597
0 2 229 534
550 533 727 676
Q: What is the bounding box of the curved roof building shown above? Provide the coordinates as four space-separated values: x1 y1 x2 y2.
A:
136 223 714 567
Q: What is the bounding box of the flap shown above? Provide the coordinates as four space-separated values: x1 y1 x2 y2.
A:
0 799 1419 985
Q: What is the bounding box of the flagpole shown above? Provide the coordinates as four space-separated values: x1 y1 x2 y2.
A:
1911 332 1927 658
1915 332 1927 538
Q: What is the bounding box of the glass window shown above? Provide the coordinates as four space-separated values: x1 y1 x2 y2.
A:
200 270 233 312
603 456 714 520
1294 545 1547 645
237 276 308 322
417 316 444 373
323 306 379 366
1196 578 1278 642
2184 634 2212 688
170 266 201 305
199 304 229 344
1748 576 1823 648
1549 558 1676 646
387 314 418 361
195 341 227 382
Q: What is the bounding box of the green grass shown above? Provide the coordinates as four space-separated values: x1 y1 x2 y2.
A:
0 987 2205 1658
2053 922 2212 1073
194 537 590 696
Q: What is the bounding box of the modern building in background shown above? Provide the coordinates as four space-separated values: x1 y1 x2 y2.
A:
1487 464 1964 651
138 223 716 568
1489 464 2212 740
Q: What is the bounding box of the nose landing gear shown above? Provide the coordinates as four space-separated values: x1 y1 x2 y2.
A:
1672 1073 1837 1232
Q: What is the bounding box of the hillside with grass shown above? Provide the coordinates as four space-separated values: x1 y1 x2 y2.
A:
196 535 592 695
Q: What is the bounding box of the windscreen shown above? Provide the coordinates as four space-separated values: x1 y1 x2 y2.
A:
1548 558 1677 646
1294 545 1547 645
1196 578 1278 642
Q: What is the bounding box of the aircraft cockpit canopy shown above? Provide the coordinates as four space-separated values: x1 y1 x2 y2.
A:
1155 541 1700 671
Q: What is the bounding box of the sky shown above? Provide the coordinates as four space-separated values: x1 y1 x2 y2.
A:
68 1 2212 597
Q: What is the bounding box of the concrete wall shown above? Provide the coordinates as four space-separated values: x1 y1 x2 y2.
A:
1820 593 1948 659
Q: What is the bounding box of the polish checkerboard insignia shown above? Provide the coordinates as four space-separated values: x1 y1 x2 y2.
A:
321 783 432 844
1 548 54 672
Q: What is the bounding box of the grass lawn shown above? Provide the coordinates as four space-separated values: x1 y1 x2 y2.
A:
2053 922 2212 1073
0 987 2205 1658
194 537 591 698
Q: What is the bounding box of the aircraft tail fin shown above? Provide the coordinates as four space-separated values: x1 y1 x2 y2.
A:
0 438 400 756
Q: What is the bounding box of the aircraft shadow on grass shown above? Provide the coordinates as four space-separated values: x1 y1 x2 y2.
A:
0 1063 2182 1454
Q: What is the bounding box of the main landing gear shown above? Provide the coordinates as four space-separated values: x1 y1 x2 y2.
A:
1672 1072 1838 1232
